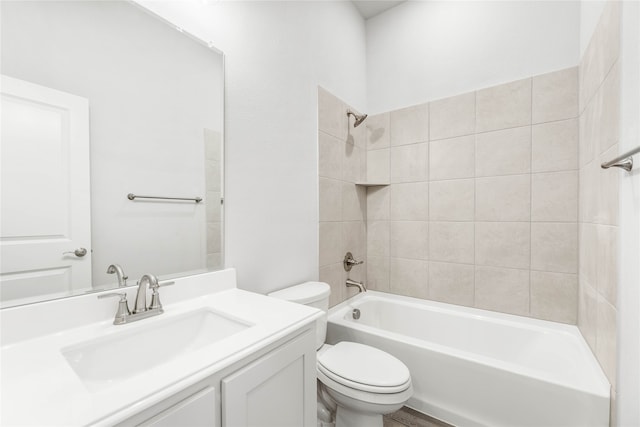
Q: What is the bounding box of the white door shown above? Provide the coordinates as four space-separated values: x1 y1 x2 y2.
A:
1 75 92 304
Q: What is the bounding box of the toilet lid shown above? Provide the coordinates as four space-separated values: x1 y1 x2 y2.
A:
317 342 410 392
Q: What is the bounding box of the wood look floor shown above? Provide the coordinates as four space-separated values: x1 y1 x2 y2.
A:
383 407 453 427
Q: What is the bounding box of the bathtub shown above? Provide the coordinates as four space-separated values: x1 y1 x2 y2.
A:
326 291 610 427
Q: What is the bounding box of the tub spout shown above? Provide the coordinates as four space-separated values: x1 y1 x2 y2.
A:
346 278 367 293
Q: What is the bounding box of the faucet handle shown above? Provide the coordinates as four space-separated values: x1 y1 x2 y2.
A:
147 280 174 311
98 292 131 325
343 252 364 271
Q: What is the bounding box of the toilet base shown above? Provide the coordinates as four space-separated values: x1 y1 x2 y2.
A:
335 406 382 427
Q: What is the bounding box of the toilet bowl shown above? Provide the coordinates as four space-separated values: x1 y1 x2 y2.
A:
268 282 413 427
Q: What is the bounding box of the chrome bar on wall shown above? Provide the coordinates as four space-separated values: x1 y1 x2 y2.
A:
127 193 202 203
601 146 640 172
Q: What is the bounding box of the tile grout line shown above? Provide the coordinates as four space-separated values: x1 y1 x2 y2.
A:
529 77 534 317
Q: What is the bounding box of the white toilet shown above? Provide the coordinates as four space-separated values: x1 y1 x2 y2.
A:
269 282 413 427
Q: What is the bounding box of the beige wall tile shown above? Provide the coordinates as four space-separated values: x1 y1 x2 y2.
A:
581 62 620 168
367 186 390 220
597 225 617 307
319 131 342 179
475 126 531 177
318 86 347 140
531 171 578 222
579 223 598 288
530 271 578 324
597 62 620 155
597 144 619 226
367 149 390 183
578 280 598 351
429 179 475 221
342 221 366 263
579 162 598 223
476 222 530 269
429 221 474 264
428 261 474 306
206 191 222 222
319 221 342 267
532 67 578 124
429 135 475 180
596 294 617 388
390 142 429 183
342 182 366 222
390 258 428 299
320 262 345 307
475 175 531 222
206 222 221 253
367 256 390 292
367 220 389 258
579 0 620 113
389 182 429 220
390 103 429 146
475 266 529 316
205 158 222 192
579 93 598 168
476 78 532 132
206 253 222 270
366 113 390 150
319 177 342 222
531 222 578 274
532 118 578 173
342 143 364 182
429 92 475 141
390 221 429 260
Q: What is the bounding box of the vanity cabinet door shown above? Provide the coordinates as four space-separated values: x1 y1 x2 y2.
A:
142 387 216 427
221 331 316 427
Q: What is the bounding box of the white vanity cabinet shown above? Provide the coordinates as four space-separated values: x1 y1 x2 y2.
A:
122 326 316 427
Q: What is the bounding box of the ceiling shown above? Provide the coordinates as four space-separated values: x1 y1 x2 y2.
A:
351 0 407 19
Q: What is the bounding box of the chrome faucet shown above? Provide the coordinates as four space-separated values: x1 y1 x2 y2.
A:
346 278 367 293
106 264 128 287
99 274 173 325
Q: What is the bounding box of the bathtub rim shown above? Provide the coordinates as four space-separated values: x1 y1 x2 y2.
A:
327 291 610 399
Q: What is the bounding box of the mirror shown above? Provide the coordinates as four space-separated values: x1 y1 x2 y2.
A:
0 1 224 308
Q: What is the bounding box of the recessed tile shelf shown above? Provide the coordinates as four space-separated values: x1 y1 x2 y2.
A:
355 182 390 187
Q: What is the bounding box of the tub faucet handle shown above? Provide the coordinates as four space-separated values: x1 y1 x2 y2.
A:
343 252 363 271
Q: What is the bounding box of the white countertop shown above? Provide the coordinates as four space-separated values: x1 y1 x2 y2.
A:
1 270 321 426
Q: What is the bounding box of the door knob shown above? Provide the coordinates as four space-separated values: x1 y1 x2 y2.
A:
63 247 88 257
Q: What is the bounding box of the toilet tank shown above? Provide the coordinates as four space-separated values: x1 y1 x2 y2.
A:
268 282 330 350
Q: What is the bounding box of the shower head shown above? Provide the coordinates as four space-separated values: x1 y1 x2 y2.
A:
347 109 368 128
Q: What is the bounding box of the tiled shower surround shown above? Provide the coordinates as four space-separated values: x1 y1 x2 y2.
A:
318 65 582 326
577 0 619 408
318 3 619 405
318 88 368 307
363 70 580 324
320 69 580 320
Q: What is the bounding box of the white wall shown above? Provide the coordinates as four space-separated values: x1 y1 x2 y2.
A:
580 0 607 56
139 0 367 294
366 1 580 113
617 1 640 424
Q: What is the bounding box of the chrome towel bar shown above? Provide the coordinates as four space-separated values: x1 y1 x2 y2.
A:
601 146 640 172
127 193 202 203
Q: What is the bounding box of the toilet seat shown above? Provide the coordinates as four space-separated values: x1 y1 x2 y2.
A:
317 342 411 394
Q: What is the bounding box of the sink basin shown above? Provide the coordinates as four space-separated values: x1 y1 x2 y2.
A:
62 309 252 391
